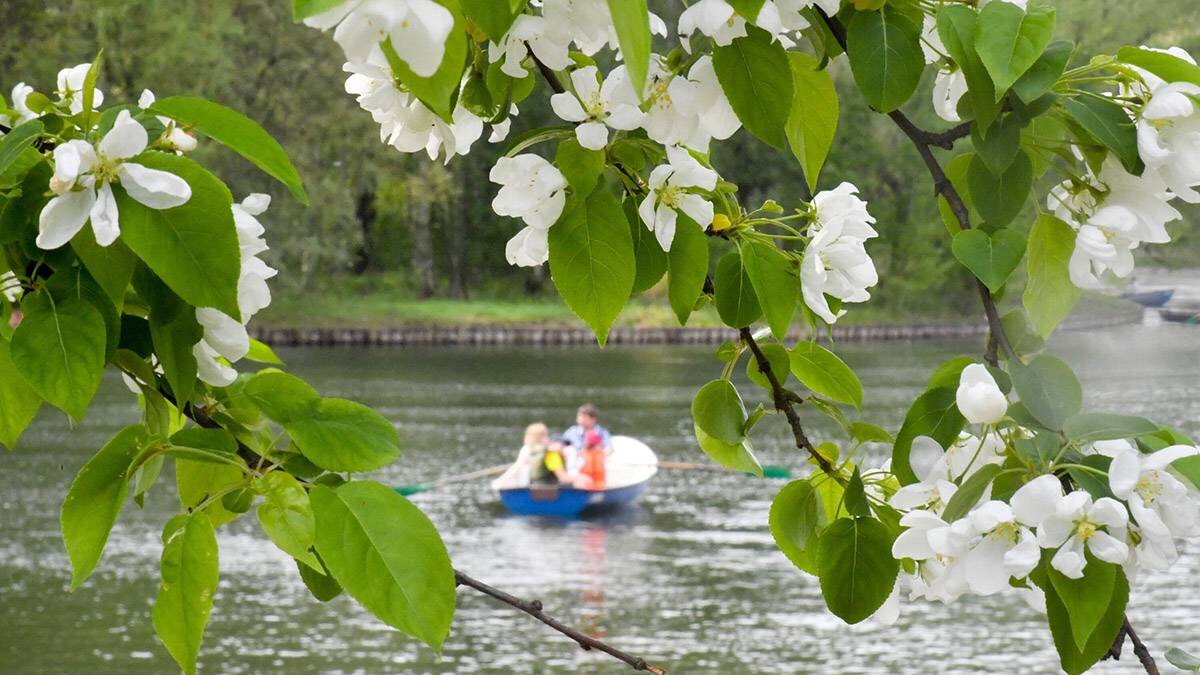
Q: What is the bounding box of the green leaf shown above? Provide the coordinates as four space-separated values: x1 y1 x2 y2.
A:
1024 214 1081 337
291 0 344 21
940 464 1002 522
846 9 924 113
71 229 136 309
851 421 893 445
927 355 976 389
746 343 790 391
244 369 320 421
1012 40 1073 103
892 387 966 484
694 423 762 476
714 251 762 328
951 228 1027 293
844 468 871 518
629 201 667 294
245 338 283 365
1118 46 1200 87
148 96 307 203
135 268 203 406
937 6 999 130
1062 96 1143 174
1035 558 1128 674
61 425 146 589
548 189 635 346
256 472 321 571
692 379 748 446
1063 413 1158 443
297 553 343 602
383 2 468 123
1165 648 1200 672
555 139 605 197
740 241 797 340
770 479 825 575
975 3 1056 98
967 150 1032 228
1049 556 1118 651
116 153 242 319
606 0 651 100
311 481 456 650
460 0 523 41
970 112 1025 174
789 342 862 408
666 214 709 325
176 458 245 528
0 337 41 449
727 0 766 20
1011 355 1082 430
817 517 899 624
785 53 838 194
287 399 401 473
713 25 794 148
10 292 106 420
153 513 219 675
0 119 43 176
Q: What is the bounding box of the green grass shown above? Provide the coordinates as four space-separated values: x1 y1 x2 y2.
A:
256 277 1138 330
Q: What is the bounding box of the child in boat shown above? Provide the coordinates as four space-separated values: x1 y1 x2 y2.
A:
524 423 567 485
562 403 612 453
574 429 607 490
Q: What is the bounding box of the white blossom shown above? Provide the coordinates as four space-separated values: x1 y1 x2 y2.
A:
193 194 278 387
37 110 191 250
891 436 959 513
1034 491 1130 579
550 66 645 150
136 89 198 153
1097 440 1200 570
491 155 568 267
304 0 454 77
6 83 37 127
638 146 718 251
687 56 742 146
1137 79 1200 203
956 364 1008 425
490 14 573 79
959 477 1062 595
800 182 878 324
678 0 747 47
55 63 103 115
932 68 967 123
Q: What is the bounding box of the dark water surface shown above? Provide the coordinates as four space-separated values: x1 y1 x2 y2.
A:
2 323 1198 673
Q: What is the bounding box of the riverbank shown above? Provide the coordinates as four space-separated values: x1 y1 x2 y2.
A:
252 293 1143 347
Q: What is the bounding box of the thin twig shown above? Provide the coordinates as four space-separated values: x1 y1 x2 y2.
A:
455 570 667 674
739 327 838 477
1123 619 1160 675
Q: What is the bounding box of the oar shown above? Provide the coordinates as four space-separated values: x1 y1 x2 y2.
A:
395 463 510 496
628 461 793 479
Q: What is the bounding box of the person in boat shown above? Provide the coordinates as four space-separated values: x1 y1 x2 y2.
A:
573 429 607 491
562 403 612 453
522 422 569 485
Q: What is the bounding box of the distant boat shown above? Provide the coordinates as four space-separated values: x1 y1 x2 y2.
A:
1159 307 1200 324
1123 288 1175 307
492 436 658 517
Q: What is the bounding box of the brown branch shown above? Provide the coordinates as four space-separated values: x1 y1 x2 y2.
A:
527 44 565 94
1107 618 1159 675
739 327 838 477
455 570 666 674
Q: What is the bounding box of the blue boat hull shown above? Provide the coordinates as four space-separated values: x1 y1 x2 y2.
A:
1124 289 1174 307
499 480 650 517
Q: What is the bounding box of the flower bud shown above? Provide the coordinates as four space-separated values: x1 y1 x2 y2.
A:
955 364 1007 425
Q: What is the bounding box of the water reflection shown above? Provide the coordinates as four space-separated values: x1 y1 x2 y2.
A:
1 324 1198 673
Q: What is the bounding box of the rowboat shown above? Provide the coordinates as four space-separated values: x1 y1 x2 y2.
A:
491 436 658 517
1123 288 1175 307
1160 307 1200 324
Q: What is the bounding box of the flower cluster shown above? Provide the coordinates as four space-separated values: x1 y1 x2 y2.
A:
193 194 278 386
799 183 879 324
677 0 840 48
1046 48 1200 289
881 364 1200 621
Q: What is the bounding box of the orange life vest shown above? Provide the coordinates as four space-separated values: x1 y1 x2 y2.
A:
580 447 606 490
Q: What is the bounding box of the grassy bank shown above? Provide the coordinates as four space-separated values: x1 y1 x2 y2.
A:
257 278 1138 331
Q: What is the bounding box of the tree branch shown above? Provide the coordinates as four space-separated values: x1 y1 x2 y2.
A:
739 327 839 478
1107 618 1159 675
455 570 667 674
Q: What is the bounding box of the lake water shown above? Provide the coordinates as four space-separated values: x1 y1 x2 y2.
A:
2 322 1198 674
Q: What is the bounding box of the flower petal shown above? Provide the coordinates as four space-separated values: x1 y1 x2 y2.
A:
37 189 96 250
117 163 192 209
99 110 149 160
89 183 121 246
